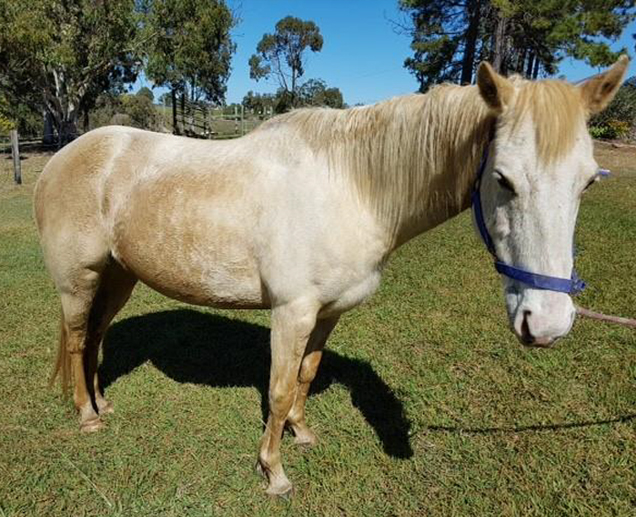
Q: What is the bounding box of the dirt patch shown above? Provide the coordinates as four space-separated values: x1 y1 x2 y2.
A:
593 140 636 175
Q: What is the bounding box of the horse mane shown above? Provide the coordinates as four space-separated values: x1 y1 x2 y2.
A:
505 77 586 164
257 77 585 229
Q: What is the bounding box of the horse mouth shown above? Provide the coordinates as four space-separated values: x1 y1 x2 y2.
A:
519 336 556 348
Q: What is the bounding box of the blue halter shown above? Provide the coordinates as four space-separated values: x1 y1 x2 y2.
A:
471 145 588 295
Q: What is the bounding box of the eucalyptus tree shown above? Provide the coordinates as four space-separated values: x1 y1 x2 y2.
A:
142 0 236 134
249 16 324 108
0 0 139 145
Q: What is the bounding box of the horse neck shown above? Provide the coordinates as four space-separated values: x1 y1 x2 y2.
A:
335 88 495 251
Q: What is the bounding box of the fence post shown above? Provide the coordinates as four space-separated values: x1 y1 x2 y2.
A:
10 129 22 185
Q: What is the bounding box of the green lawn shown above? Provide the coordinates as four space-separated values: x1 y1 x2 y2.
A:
1 145 635 516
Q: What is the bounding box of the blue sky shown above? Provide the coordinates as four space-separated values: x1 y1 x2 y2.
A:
139 0 636 106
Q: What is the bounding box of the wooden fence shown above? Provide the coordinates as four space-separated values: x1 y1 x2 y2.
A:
0 130 22 186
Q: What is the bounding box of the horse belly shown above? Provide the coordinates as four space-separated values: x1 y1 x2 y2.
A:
110 177 268 309
117 232 267 308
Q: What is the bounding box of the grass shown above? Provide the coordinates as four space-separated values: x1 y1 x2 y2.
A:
0 143 635 516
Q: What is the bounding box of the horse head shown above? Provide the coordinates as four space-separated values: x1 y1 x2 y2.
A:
474 56 629 347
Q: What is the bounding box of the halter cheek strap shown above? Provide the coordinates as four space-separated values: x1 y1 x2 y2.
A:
471 146 588 295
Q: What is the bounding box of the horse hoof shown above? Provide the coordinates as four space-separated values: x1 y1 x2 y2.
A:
97 400 114 415
80 417 104 433
266 480 294 499
293 428 318 448
256 460 294 499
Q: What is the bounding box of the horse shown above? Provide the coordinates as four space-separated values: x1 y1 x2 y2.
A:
34 57 628 497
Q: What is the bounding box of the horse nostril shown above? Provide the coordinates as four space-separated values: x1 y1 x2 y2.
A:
521 310 535 344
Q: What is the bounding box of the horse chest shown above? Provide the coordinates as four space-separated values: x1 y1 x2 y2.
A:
318 269 382 317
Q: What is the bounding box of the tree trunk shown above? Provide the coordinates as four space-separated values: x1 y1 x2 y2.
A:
171 88 178 135
492 11 508 74
526 52 535 79
180 93 186 135
43 112 56 146
516 47 527 74
58 119 78 148
461 0 482 84
83 110 90 133
532 57 540 79
43 105 79 148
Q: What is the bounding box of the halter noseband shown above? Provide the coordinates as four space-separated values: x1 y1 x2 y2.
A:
471 144 587 295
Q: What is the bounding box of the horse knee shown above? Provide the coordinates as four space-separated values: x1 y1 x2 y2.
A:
269 381 295 415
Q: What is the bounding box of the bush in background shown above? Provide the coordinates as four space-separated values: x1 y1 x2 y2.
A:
89 90 163 132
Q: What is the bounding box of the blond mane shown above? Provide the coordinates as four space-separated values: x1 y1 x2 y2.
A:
258 77 586 231
505 77 586 164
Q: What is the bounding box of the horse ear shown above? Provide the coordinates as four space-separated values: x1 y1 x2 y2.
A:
579 55 630 116
476 62 514 113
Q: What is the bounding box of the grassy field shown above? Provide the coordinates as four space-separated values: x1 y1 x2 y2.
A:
0 142 635 516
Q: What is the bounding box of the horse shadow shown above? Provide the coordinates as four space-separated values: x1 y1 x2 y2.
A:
99 309 413 459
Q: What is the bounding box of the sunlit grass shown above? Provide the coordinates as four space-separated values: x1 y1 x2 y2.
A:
0 144 634 516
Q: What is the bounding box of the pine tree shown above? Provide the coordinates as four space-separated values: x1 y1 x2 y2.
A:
400 0 635 91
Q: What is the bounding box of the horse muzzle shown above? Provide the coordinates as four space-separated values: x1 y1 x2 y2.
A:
510 293 576 348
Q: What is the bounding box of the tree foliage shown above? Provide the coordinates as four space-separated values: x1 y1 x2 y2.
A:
142 0 235 134
242 91 277 117
243 79 345 116
298 79 344 109
0 0 140 144
249 16 323 107
136 86 155 102
89 92 162 132
399 0 635 92
143 0 235 104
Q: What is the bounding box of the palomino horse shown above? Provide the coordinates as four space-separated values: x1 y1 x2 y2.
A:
35 58 628 496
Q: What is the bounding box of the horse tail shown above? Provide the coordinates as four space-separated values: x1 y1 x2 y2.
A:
50 309 71 396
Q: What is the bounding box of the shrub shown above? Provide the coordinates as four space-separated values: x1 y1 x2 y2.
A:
0 114 15 136
89 93 161 131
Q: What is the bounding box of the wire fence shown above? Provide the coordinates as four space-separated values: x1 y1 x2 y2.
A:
169 99 272 139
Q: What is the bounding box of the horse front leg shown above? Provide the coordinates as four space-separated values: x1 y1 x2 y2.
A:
257 299 319 497
286 316 339 447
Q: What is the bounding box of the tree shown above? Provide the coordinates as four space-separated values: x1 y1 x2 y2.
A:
399 0 635 92
242 91 277 117
0 0 140 145
89 92 160 131
143 0 236 134
137 86 154 102
298 79 345 108
249 16 323 108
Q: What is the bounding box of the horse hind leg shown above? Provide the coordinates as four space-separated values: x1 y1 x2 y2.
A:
52 258 136 432
84 260 137 417
55 284 104 433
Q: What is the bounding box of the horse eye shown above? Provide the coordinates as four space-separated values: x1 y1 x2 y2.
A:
494 171 516 194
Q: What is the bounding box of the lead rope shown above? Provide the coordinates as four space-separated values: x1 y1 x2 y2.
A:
576 306 636 329
473 148 635 330
576 168 636 330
